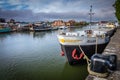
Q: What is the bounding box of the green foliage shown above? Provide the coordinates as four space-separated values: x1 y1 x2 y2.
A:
115 0 120 22
73 22 88 26
74 22 81 26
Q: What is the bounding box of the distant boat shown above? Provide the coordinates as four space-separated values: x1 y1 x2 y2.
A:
0 23 12 33
105 22 117 33
51 27 58 30
98 22 117 37
30 23 52 31
58 26 68 30
33 27 52 31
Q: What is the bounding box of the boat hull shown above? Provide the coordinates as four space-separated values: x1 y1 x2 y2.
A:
106 28 116 37
0 28 12 33
33 28 52 32
60 42 109 65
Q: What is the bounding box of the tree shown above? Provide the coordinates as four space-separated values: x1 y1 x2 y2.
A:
114 0 120 22
0 18 6 22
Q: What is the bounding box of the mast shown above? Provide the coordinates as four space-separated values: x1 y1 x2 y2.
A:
89 5 94 29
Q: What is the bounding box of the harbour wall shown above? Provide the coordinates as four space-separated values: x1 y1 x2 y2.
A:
86 27 120 80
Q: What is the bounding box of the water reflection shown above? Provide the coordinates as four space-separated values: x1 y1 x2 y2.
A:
31 31 53 38
0 33 11 41
33 32 46 38
0 27 89 80
62 62 88 80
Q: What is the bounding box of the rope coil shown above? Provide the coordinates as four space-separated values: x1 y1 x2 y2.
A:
78 45 108 78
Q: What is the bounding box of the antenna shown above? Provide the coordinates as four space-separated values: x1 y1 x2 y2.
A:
89 5 94 30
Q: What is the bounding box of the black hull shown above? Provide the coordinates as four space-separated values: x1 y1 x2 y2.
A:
109 28 116 37
61 42 109 65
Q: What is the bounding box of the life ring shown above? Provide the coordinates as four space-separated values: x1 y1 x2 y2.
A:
72 49 84 60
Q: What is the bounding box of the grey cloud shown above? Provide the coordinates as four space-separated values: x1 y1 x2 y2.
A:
0 9 89 21
0 0 117 22
0 8 116 22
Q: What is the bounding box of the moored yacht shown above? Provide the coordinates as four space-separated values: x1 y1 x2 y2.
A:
57 30 110 65
30 22 52 31
0 23 12 33
97 22 117 37
57 5 110 65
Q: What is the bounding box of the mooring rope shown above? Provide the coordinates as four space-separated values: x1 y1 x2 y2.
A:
95 35 98 54
78 45 108 78
78 45 90 64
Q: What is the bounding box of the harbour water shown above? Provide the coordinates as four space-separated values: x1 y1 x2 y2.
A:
0 29 88 80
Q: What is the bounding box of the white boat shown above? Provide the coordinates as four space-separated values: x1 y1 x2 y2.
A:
57 5 110 65
0 23 12 33
97 22 117 37
57 30 110 65
58 26 68 29
58 30 109 46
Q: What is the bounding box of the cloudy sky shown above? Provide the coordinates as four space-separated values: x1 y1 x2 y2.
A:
0 0 117 22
